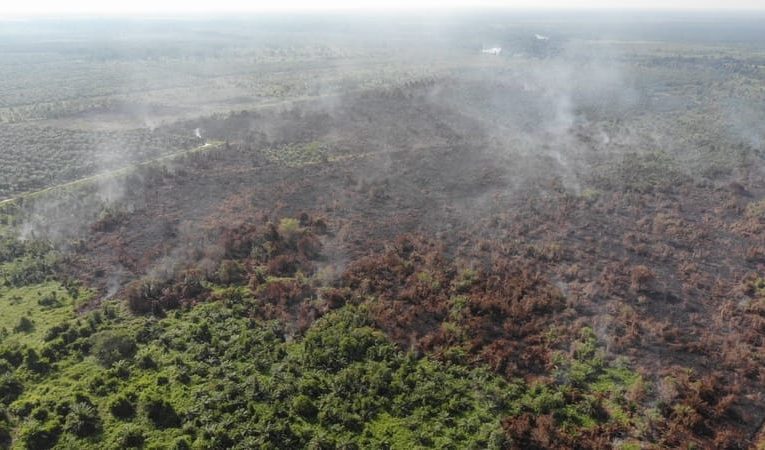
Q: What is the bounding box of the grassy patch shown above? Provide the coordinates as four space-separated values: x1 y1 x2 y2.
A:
498 327 646 441
0 282 85 348
592 150 687 194
261 141 331 167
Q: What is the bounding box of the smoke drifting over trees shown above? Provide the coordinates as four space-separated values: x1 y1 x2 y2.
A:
0 9 764 449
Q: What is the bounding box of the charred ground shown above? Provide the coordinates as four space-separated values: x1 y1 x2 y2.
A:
1 12 765 449
37 76 765 446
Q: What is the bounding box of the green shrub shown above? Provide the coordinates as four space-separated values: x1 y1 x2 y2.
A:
40 339 65 362
0 422 10 449
0 361 11 376
172 436 192 450
216 260 245 285
31 407 49 422
0 374 23 405
198 423 235 448
292 394 318 419
108 394 136 420
24 348 50 374
8 399 36 418
90 330 137 367
110 360 131 379
17 419 61 450
136 351 157 370
64 402 101 437
110 424 145 449
37 292 62 309
142 395 181 429
13 316 34 334
0 407 9 446
302 308 387 372
278 217 301 244
0 346 23 368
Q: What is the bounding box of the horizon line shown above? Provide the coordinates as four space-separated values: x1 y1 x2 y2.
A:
3 6 765 20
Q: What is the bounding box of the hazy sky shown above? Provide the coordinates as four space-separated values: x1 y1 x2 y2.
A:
1 0 763 16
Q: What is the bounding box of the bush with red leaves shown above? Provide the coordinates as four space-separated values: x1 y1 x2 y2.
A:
341 235 566 377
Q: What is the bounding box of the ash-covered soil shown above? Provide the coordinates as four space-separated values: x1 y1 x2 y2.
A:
25 76 765 446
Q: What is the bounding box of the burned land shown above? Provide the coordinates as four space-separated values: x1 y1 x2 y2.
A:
1 12 765 449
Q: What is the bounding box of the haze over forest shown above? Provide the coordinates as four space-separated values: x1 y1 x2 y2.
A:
0 4 764 449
